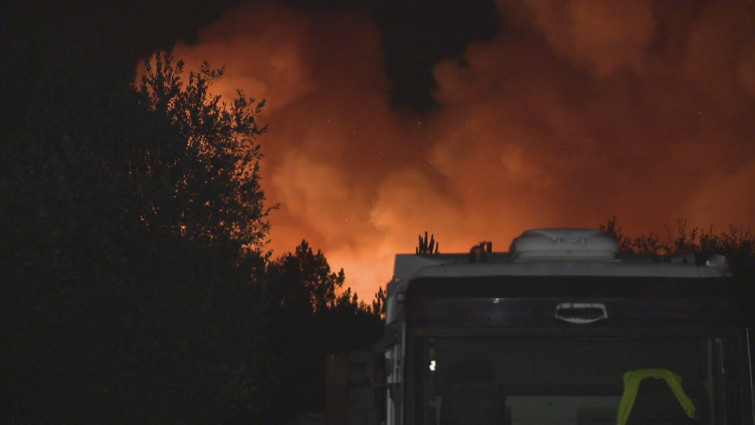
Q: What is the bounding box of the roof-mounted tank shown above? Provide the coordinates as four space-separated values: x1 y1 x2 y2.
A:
510 228 619 261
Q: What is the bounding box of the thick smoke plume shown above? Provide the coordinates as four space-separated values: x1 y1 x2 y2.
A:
170 0 755 296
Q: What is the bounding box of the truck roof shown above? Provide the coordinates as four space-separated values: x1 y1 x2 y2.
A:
389 228 729 294
393 252 727 281
383 228 736 328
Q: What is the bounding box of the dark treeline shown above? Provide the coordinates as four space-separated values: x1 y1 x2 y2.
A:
600 216 755 282
2 3 383 424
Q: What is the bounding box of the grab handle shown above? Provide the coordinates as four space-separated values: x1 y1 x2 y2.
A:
555 302 608 324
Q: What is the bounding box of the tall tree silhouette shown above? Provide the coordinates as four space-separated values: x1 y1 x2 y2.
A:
1 45 274 422
132 52 270 254
267 240 346 312
265 241 383 423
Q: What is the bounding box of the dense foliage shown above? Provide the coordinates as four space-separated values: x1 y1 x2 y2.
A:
262 241 384 422
1 32 382 423
600 216 755 281
132 54 269 253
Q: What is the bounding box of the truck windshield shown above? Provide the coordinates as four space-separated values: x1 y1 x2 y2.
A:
413 332 746 425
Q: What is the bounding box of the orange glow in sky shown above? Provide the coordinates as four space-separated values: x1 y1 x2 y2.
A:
168 0 755 298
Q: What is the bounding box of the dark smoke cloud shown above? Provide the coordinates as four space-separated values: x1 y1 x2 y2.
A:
170 0 755 296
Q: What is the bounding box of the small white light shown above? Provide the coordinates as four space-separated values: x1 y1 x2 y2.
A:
429 360 436 372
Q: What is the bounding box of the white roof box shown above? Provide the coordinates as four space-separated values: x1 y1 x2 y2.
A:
510 228 619 261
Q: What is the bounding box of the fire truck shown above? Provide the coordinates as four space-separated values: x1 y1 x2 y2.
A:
380 228 754 425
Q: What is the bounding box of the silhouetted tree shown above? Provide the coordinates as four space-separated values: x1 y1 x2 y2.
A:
267 240 346 312
132 52 270 255
599 217 755 280
3 8 390 423
265 241 383 423
599 216 634 252
1 43 273 423
416 231 439 255
371 286 387 319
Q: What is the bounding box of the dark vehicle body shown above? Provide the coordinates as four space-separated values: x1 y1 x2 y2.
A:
381 229 754 425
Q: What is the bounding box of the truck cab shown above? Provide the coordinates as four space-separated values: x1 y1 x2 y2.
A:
381 228 754 425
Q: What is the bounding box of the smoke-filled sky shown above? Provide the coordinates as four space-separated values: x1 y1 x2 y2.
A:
168 0 755 297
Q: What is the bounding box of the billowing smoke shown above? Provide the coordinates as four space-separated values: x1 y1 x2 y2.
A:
169 0 755 297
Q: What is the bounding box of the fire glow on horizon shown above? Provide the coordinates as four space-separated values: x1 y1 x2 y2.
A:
167 0 755 297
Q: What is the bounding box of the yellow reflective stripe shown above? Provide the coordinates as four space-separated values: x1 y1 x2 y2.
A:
616 368 696 425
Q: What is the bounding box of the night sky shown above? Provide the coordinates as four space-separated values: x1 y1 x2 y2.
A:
10 0 755 297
